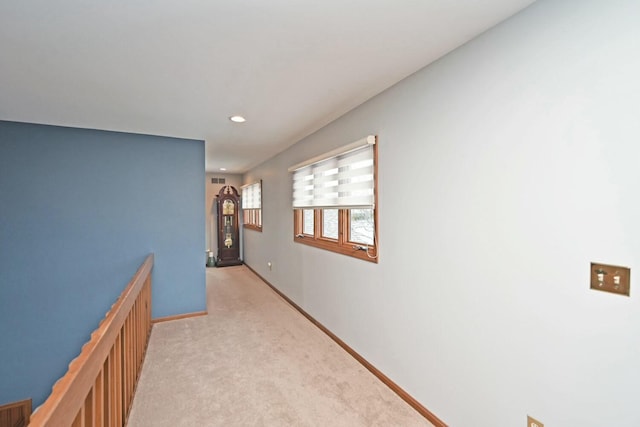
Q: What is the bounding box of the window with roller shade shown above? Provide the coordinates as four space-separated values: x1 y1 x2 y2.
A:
241 180 262 231
290 136 378 262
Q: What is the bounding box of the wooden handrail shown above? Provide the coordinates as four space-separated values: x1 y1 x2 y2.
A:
29 254 154 427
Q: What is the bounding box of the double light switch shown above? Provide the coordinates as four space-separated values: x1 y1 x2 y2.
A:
590 262 630 296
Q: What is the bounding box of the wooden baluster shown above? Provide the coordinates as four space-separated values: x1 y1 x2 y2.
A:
71 408 82 427
94 368 104 427
84 388 93 427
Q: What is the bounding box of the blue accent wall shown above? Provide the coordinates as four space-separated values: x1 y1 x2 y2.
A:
0 121 205 407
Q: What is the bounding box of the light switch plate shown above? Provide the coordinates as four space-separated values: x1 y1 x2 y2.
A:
527 415 544 427
590 262 630 296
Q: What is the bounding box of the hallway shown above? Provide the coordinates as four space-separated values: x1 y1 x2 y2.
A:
126 266 432 426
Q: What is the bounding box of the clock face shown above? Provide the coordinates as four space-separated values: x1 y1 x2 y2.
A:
222 199 235 215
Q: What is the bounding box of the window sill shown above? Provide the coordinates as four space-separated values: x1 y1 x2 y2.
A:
293 236 378 263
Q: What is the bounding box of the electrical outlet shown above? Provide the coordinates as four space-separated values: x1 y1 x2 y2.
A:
527 415 543 427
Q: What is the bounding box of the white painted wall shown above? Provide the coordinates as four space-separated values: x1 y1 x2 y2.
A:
243 0 640 425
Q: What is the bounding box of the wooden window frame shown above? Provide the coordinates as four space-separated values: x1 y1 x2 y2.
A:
242 180 262 232
243 208 262 232
293 208 378 262
293 143 378 263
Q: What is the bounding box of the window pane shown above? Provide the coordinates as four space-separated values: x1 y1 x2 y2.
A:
303 209 314 235
349 209 374 245
322 209 339 239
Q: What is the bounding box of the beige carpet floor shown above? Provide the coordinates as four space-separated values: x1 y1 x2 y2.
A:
126 265 433 427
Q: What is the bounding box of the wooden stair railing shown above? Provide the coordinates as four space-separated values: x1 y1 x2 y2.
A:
0 399 32 427
29 254 154 427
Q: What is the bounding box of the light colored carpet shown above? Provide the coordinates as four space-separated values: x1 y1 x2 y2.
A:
126 266 433 427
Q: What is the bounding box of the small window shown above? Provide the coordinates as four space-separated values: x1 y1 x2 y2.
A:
322 209 339 240
241 180 262 231
302 209 314 235
348 208 374 245
290 136 378 262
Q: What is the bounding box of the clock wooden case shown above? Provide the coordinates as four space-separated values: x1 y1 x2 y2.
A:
215 185 242 267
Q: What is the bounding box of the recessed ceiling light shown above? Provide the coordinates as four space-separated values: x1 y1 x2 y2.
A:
220 168 227 171
229 115 246 123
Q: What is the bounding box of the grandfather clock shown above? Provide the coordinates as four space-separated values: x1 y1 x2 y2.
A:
216 185 242 267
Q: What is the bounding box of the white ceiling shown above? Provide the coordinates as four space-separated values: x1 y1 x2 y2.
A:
0 0 536 173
